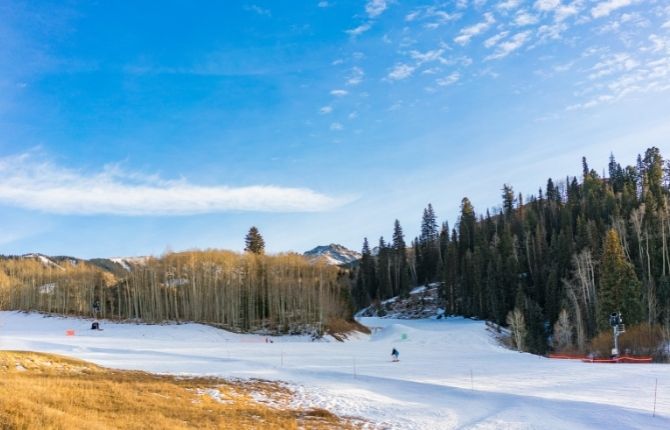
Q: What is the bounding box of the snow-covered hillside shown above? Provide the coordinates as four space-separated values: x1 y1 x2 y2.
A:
20 253 67 270
304 243 361 266
358 284 444 319
0 311 667 429
108 256 150 271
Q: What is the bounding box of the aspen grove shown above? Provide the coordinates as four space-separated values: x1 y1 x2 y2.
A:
0 251 353 334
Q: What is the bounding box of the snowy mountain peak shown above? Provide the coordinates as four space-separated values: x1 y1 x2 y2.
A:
21 253 66 271
304 244 361 266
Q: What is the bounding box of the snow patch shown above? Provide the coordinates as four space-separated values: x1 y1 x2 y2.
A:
0 311 667 429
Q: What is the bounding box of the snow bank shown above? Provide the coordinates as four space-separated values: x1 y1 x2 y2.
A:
0 311 667 429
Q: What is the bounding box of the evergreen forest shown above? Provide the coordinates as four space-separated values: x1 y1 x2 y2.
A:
352 147 670 355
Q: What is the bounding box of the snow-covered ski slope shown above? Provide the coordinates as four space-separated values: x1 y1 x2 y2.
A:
0 311 667 429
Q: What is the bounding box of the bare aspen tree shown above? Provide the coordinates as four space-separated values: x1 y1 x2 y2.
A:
552 309 573 351
506 308 526 352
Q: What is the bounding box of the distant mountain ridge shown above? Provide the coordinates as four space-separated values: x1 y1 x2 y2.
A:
303 244 361 266
4 247 359 274
0 253 149 278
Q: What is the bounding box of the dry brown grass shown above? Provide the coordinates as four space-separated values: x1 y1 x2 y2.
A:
324 318 371 341
0 351 362 430
588 323 667 361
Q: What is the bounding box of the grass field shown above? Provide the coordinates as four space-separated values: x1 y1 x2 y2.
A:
0 351 359 430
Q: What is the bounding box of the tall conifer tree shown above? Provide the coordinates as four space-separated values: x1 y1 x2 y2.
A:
244 227 265 255
598 229 642 330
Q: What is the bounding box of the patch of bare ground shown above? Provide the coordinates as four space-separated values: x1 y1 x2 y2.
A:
0 351 364 430
325 318 371 341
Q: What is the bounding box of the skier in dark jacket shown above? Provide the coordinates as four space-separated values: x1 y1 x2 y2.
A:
391 347 399 362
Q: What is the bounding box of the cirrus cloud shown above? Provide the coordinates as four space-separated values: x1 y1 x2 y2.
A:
454 12 495 45
592 0 633 18
366 0 388 18
0 155 348 215
387 63 416 80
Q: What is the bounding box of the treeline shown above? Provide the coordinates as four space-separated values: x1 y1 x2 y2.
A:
353 147 670 355
0 251 353 334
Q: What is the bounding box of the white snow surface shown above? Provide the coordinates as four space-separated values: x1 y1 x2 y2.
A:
109 256 149 271
0 311 668 429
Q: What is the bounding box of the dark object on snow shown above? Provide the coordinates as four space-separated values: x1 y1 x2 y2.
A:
391 348 399 361
91 321 100 330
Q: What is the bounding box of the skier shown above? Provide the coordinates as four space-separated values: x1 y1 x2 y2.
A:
391 347 399 362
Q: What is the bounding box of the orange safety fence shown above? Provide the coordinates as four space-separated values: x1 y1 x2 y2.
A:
547 353 585 360
548 353 653 363
581 355 653 364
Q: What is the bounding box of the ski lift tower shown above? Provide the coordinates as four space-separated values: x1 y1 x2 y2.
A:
609 311 625 357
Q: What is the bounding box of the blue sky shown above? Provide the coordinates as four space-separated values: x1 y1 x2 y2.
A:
1 0 669 258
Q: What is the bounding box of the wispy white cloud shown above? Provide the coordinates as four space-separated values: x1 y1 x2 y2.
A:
597 12 648 34
533 0 561 12
567 36 670 110
485 31 510 48
436 72 461 86
515 10 539 26
648 34 669 53
588 53 638 80
498 0 522 10
320 105 333 114
347 66 365 85
486 31 532 60
330 89 349 97
318 1 330 8
426 8 462 24
554 61 574 72
537 22 568 41
405 10 421 22
330 122 344 131
566 94 615 110
0 155 346 215
245 4 271 17
455 13 495 45
387 63 416 80
366 0 388 18
346 23 372 37
422 67 441 75
591 0 633 18
555 3 581 21
409 49 446 64
403 7 461 29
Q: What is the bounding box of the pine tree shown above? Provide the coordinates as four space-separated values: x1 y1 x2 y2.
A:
458 198 476 254
546 178 559 202
376 237 392 300
244 227 265 255
391 220 410 297
598 229 643 331
354 238 377 307
582 156 589 179
418 204 440 284
502 184 515 217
